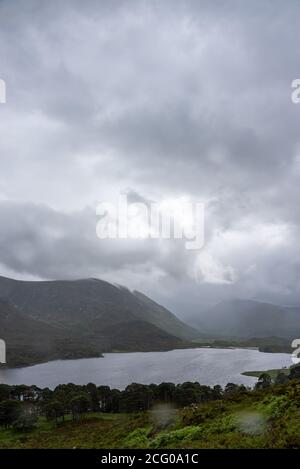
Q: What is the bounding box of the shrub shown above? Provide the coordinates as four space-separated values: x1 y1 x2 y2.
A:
259 395 292 418
123 427 152 448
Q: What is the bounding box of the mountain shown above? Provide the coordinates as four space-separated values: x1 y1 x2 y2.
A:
0 276 199 366
189 299 300 339
0 276 198 340
0 298 109 367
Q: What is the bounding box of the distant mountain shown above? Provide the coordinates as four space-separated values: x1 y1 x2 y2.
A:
189 299 300 339
0 276 199 366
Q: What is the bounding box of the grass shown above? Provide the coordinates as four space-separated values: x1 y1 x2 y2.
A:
0 413 143 449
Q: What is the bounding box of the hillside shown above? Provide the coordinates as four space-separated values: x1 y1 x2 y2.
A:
0 276 199 366
0 374 300 448
0 299 106 367
0 276 198 339
132 291 197 340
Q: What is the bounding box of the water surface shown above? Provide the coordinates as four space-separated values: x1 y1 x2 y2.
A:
0 348 292 389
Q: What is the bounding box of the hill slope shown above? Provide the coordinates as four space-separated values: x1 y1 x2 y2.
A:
0 299 107 366
0 276 199 366
0 276 198 340
0 376 300 448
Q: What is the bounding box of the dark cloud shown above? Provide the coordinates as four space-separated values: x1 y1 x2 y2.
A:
0 0 300 314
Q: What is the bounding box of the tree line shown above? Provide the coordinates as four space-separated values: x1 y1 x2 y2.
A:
0 364 299 431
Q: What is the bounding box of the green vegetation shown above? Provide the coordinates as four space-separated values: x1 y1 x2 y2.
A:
0 366 300 448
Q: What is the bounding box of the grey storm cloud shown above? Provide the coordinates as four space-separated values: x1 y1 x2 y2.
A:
0 0 300 315
0 199 199 287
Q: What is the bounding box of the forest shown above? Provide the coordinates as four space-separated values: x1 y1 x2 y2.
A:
0 365 299 432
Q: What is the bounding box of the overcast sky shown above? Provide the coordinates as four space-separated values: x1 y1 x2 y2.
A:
0 0 300 318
